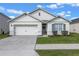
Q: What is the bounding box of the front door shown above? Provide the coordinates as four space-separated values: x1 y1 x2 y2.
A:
42 23 47 35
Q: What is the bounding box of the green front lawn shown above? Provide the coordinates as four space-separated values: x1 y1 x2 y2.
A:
0 34 9 39
36 50 79 56
37 33 79 44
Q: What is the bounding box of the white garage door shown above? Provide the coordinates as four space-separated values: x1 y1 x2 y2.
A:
15 25 39 35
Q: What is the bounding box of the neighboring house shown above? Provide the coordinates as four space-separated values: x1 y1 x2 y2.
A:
0 13 10 34
70 18 79 33
9 8 70 35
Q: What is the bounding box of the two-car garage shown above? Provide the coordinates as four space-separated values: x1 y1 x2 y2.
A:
9 13 42 36
14 25 39 35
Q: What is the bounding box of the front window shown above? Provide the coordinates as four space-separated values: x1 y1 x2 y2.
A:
52 23 65 31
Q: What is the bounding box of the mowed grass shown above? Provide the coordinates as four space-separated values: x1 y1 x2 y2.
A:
37 33 79 44
0 34 9 39
36 50 79 56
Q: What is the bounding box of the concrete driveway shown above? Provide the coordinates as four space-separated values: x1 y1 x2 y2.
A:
0 36 38 56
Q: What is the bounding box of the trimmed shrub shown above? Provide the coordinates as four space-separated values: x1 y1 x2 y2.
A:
53 31 57 36
62 31 68 36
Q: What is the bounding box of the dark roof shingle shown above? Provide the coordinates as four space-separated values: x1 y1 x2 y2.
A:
71 18 79 24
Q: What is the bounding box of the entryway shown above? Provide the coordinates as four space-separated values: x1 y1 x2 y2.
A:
42 23 47 35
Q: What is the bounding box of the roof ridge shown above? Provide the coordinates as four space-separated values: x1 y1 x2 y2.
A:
29 8 56 17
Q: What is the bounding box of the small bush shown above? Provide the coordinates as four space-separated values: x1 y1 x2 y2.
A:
1 29 5 34
62 31 68 36
2 31 4 34
53 31 57 36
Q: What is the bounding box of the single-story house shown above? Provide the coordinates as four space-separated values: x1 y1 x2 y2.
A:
0 13 10 34
9 8 70 35
70 18 79 33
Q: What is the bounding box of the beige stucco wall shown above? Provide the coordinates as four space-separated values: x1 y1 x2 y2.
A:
30 9 55 21
70 23 79 33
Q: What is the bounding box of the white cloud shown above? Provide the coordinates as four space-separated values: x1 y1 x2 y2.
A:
56 3 62 5
70 17 79 20
47 4 58 9
26 11 30 14
0 6 5 11
76 3 79 6
46 4 64 9
37 5 43 8
6 9 24 14
65 14 71 17
70 3 79 7
57 11 65 16
67 11 71 14
9 16 15 18
60 6 64 8
71 4 76 7
53 3 79 7
56 3 64 6
57 11 71 17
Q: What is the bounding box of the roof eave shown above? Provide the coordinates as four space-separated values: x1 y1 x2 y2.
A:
9 13 42 23
47 16 70 23
9 13 27 22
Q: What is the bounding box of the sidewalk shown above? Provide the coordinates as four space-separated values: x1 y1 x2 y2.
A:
36 44 79 50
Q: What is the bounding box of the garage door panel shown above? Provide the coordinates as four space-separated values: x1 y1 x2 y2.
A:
15 25 39 35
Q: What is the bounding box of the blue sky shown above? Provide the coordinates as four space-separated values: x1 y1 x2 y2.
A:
0 3 79 20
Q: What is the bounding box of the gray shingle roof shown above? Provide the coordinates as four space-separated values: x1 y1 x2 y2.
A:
0 13 11 20
47 16 70 23
9 8 70 23
9 13 42 22
71 18 79 24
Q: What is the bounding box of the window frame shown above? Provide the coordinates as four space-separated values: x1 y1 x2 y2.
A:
52 23 66 31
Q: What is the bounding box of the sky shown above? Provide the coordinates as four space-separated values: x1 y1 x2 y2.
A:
0 3 79 20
